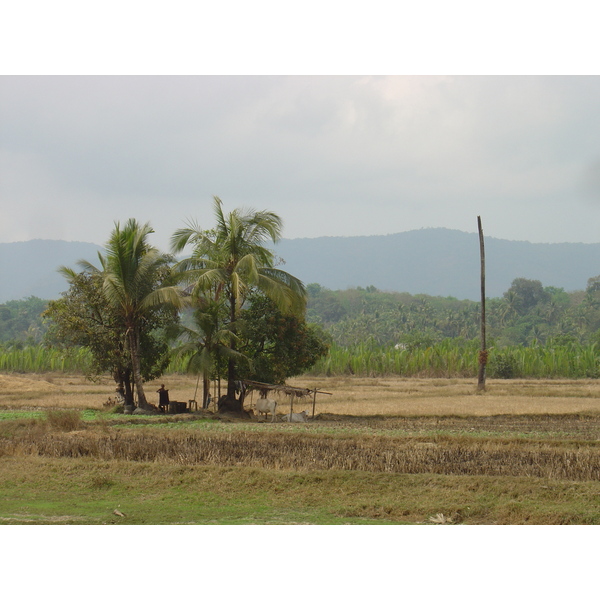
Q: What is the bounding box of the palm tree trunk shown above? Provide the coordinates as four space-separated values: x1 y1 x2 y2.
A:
225 291 243 411
227 358 237 400
203 375 210 409
128 328 148 409
226 291 237 400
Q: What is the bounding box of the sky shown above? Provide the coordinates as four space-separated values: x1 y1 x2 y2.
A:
2 5 600 256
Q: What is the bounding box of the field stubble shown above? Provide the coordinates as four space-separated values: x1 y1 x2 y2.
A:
2 373 600 415
1 373 599 524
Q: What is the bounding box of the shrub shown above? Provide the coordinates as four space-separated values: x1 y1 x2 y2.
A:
46 410 84 432
489 353 517 379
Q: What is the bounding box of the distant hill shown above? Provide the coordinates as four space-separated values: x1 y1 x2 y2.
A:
1 230 600 302
0 240 103 303
272 229 600 301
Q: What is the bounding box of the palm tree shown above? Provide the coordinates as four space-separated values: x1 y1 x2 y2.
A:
80 219 185 409
173 297 244 408
170 196 306 409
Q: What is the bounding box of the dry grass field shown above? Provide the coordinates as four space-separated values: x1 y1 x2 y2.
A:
1 372 599 525
290 376 600 416
2 372 600 416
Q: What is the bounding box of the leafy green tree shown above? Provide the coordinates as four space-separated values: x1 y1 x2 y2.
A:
503 278 550 316
76 219 185 409
45 265 179 407
0 297 48 344
306 283 347 324
45 271 133 402
171 196 307 410
45 271 121 359
237 294 329 384
587 275 600 296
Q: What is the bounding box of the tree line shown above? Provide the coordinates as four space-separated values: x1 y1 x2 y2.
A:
306 276 600 349
0 296 48 345
3 278 600 357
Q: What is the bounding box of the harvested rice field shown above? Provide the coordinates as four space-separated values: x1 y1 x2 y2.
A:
2 372 600 416
1 373 599 526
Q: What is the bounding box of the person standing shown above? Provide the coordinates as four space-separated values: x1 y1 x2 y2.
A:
157 384 170 412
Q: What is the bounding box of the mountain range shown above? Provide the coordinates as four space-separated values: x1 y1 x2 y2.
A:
0 239 104 303
1 229 599 303
274 229 600 300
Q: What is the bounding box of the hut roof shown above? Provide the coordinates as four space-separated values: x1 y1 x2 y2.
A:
240 379 313 398
239 380 331 398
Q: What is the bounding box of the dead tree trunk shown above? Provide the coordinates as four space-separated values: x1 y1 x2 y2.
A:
477 216 487 391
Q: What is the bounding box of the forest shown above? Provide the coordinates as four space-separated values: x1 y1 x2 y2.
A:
307 276 600 348
2 272 600 380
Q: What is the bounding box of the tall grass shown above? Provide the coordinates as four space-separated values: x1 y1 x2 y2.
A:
305 340 478 378
0 346 93 373
305 341 600 379
2 341 598 379
486 343 600 379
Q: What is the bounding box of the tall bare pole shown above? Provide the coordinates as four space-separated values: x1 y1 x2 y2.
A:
477 216 487 391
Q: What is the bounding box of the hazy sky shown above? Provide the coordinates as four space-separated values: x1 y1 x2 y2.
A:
2 75 600 252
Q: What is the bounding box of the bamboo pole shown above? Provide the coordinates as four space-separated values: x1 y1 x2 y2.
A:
477 216 487 391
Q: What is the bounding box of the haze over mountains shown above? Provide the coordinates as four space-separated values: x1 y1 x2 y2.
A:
275 229 600 300
1 240 104 303
1 229 600 303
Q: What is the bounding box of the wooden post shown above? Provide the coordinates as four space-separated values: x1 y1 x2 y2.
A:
477 216 487 391
312 389 317 417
